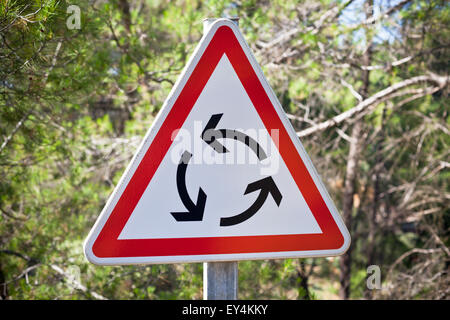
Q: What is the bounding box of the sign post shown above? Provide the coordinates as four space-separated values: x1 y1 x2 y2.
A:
203 261 238 300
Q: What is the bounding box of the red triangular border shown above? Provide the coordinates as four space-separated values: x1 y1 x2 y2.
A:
92 25 345 258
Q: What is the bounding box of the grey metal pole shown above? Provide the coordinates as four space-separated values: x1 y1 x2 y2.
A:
202 16 240 301
203 261 238 300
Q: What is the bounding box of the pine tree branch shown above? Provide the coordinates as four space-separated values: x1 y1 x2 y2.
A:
296 74 448 138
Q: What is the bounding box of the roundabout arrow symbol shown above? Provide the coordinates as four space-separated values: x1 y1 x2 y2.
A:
201 113 267 161
171 114 282 226
170 151 207 222
220 176 282 227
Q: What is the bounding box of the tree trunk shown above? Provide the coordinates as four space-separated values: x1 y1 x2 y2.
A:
339 0 374 300
0 264 7 300
118 0 132 32
339 120 364 299
364 106 385 299
297 260 315 300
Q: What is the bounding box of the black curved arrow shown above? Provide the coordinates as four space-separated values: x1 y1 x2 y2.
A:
220 176 282 227
170 151 207 222
201 113 267 161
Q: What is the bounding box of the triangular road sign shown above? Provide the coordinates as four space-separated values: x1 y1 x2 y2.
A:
84 19 350 265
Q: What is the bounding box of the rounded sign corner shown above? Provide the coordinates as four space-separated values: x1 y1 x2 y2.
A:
83 238 105 266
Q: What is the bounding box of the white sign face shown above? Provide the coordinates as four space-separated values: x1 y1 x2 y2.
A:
119 54 322 240
84 19 350 265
